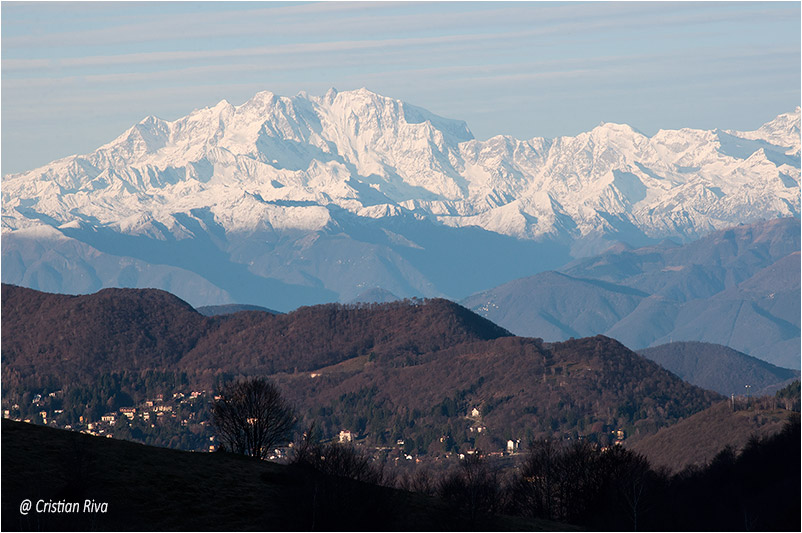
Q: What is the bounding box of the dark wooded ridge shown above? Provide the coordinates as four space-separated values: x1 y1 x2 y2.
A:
2 284 719 452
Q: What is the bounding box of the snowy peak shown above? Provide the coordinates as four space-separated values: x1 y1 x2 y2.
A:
758 106 800 138
2 89 799 251
729 106 801 156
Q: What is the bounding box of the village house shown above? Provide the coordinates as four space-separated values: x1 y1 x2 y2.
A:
269 448 289 460
339 430 354 443
120 407 137 420
101 413 116 424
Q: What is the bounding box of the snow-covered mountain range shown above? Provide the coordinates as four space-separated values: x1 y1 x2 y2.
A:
2 88 799 309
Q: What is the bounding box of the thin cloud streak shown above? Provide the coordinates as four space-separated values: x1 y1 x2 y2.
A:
6 41 795 92
2 2 798 175
4 1 791 52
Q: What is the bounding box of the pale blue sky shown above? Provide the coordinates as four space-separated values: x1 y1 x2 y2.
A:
2 1 800 175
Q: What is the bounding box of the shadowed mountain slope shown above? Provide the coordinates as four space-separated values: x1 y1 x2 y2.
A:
638 341 799 396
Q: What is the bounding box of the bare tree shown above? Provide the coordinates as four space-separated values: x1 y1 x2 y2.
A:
508 439 561 520
211 378 296 459
438 452 501 524
291 425 387 486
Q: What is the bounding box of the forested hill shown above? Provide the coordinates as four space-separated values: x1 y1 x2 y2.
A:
272 335 720 449
2 284 720 449
629 399 800 472
1 283 511 386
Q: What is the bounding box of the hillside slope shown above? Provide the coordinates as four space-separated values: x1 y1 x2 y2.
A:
1 419 566 531
628 401 799 472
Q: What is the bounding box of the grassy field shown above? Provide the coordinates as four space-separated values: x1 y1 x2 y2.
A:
2 419 573 531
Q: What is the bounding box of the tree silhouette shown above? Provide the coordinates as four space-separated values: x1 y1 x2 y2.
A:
211 378 296 459
438 452 501 524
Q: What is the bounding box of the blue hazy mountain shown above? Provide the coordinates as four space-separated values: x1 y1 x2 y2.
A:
463 218 800 368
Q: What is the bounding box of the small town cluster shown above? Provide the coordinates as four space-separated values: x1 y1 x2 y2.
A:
3 387 629 467
3 389 217 452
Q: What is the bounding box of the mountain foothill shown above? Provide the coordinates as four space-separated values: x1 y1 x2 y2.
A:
3 283 722 444
6 280 796 461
